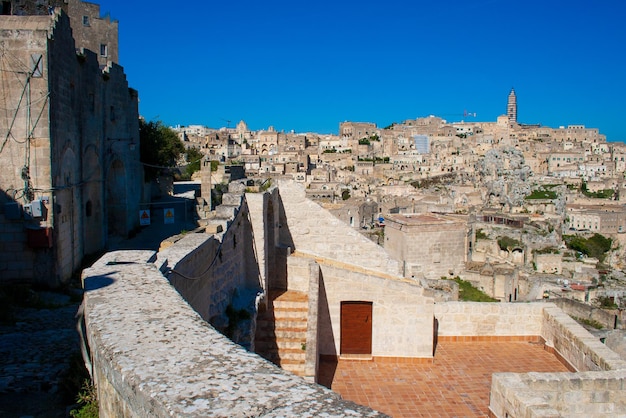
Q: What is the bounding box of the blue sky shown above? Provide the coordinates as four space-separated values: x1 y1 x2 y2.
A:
96 0 626 141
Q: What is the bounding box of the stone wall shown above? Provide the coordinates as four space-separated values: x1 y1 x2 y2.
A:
535 252 563 274
384 213 467 280
489 304 626 416
554 297 622 330
0 8 140 286
541 305 626 372
81 250 385 418
276 180 401 277
276 180 434 359
162 195 261 348
434 302 544 337
489 370 626 417
291 252 434 359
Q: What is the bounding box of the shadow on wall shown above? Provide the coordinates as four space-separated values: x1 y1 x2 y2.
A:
268 189 295 292
0 187 55 286
317 270 338 387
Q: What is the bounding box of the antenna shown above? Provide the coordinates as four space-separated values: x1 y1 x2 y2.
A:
220 118 232 128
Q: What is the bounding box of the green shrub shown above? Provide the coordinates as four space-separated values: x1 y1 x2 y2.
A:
70 379 98 418
563 233 612 262
450 277 498 302
475 229 488 240
497 236 522 251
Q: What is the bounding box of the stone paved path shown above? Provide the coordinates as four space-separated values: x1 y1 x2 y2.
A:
0 291 81 417
0 202 195 417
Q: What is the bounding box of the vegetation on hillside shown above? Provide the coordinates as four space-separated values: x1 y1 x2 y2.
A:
534 247 560 255
525 185 557 200
497 236 522 251
180 147 203 180
447 277 499 302
581 182 615 199
475 229 488 240
563 233 612 262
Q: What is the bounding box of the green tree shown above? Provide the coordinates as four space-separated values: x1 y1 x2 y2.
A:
139 119 185 180
181 147 203 180
563 233 612 262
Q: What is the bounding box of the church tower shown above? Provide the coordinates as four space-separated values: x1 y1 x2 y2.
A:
507 88 517 124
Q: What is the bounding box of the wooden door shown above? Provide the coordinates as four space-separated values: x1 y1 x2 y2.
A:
340 301 373 355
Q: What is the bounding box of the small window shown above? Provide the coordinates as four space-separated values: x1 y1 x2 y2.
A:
85 201 93 217
100 44 108 57
82 15 90 26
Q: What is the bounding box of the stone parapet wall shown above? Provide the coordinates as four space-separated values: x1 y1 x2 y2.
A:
554 297 622 330
489 370 626 418
81 250 385 417
434 302 544 337
541 305 626 372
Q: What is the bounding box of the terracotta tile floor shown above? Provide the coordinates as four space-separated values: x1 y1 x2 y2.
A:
318 341 570 417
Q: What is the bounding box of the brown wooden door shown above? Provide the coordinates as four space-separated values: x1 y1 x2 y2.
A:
340 301 373 355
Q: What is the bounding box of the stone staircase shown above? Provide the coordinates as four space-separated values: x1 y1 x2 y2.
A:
255 290 308 377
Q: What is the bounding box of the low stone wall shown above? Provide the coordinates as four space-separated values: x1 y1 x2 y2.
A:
541 305 626 372
434 302 544 338
81 250 385 417
489 370 626 417
554 297 622 330
486 304 626 417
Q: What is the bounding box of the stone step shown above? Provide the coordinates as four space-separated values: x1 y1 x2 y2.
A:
277 348 307 361
255 338 306 351
273 307 309 319
255 325 307 340
280 360 306 376
273 299 309 310
274 328 307 339
258 348 306 362
257 318 307 331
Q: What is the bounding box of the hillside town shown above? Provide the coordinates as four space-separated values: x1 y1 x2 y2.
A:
174 89 626 312
3 1 626 417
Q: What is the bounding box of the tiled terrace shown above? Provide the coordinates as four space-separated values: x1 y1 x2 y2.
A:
318 340 571 418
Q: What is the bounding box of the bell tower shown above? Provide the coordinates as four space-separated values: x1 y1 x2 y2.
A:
507 88 517 124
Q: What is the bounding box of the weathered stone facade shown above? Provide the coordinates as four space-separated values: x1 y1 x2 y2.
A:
0 5 140 286
384 212 468 280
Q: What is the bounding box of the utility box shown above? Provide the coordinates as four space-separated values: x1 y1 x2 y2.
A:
23 200 44 218
30 200 43 217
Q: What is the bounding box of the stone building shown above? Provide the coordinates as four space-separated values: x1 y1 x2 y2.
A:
3 0 118 66
566 203 626 234
384 213 468 280
0 1 141 286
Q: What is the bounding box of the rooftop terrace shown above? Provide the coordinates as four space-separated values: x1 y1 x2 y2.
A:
319 340 570 417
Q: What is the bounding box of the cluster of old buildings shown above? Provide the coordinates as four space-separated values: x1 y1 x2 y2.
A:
174 88 626 308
